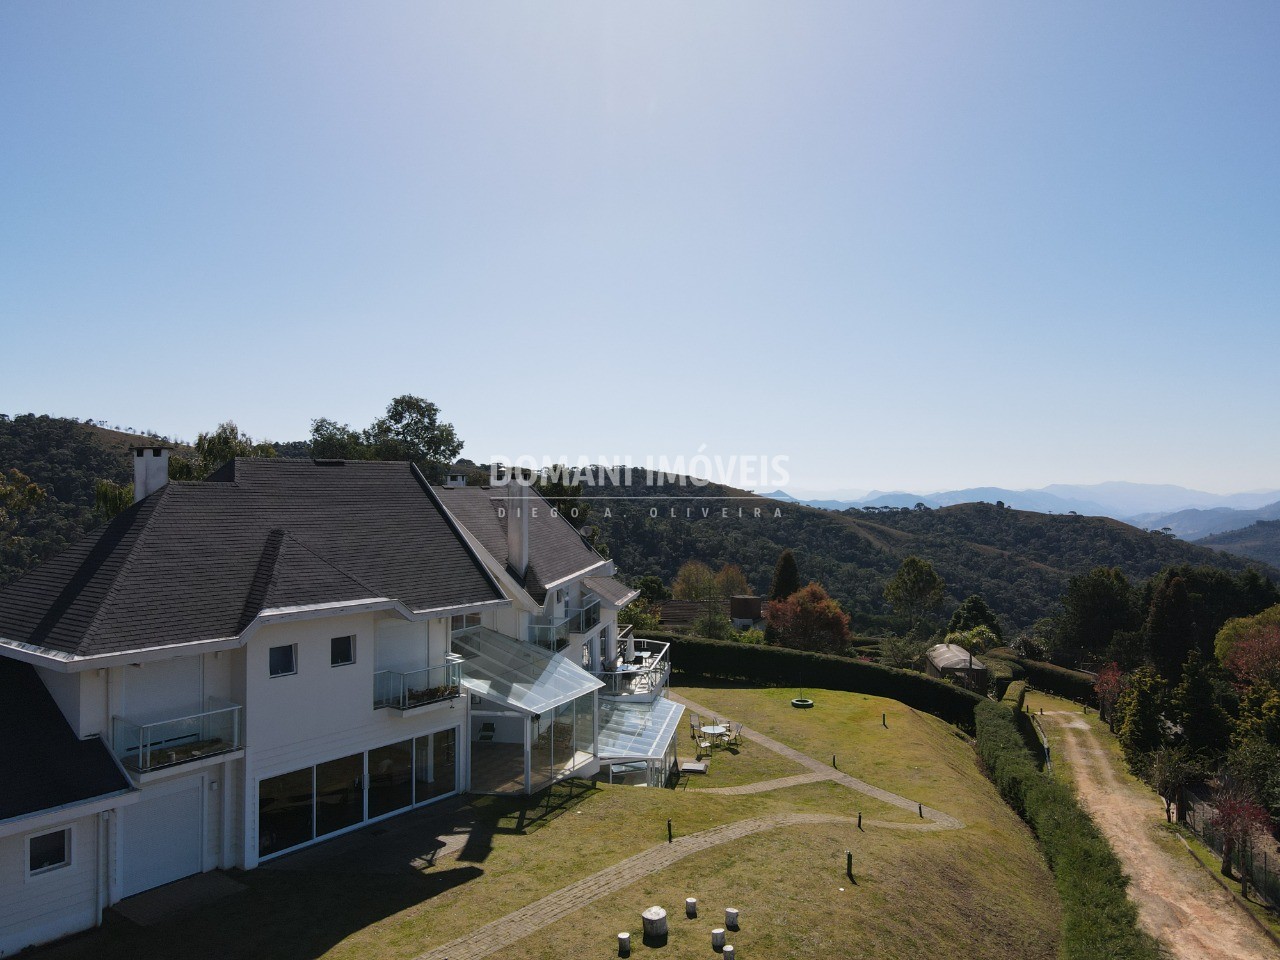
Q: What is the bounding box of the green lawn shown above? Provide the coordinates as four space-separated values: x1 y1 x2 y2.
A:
37 684 1062 960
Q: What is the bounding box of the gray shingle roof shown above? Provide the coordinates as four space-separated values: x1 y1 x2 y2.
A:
582 576 638 607
436 485 604 603
0 656 132 820
0 459 504 658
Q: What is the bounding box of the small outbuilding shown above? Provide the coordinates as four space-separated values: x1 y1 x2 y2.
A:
924 643 988 692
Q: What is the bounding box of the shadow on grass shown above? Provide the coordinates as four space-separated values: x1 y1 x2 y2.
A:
460 779 600 861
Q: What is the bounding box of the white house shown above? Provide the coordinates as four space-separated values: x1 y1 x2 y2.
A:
0 452 681 955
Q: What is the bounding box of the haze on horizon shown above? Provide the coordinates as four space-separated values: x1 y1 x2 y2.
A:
2 3 1277 495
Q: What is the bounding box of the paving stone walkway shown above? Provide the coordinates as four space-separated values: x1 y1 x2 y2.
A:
671 693 965 831
412 811 853 960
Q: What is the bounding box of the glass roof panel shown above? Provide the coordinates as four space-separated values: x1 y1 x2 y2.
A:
454 627 603 715
597 697 686 762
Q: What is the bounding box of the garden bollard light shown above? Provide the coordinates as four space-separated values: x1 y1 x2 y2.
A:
667 819 673 843
846 850 853 880
882 713 887 728
857 812 862 830
918 803 923 818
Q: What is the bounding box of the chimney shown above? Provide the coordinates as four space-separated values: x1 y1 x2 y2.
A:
132 446 171 502
505 470 530 579
445 471 467 488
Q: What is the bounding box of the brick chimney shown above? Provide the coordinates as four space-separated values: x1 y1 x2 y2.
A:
131 446 171 502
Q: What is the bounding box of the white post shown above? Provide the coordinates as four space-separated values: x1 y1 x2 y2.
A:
617 932 630 956
712 928 726 949
685 897 697 918
725 907 740 929
723 946 736 959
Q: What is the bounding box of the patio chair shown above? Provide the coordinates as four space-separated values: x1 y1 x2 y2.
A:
721 722 743 747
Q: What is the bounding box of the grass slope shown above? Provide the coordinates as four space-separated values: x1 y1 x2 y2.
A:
36 686 1060 960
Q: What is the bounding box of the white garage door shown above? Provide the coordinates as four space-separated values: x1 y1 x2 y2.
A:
121 780 203 898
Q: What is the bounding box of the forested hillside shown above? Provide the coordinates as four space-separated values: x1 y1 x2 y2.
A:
583 470 1271 631
1198 519 1280 568
0 414 138 584
2 417 1272 635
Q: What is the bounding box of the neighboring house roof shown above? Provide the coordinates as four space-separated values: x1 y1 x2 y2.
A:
0 657 132 821
582 576 638 608
0 459 504 659
926 643 986 671
437 486 604 603
658 599 729 625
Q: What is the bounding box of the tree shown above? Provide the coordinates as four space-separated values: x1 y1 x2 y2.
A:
1148 744 1198 823
1234 681 1280 747
883 556 945 633
365 395 462 472
1114 666 1167 771
309 417 367 460
1146 574 1198 681
1222 621 1280 690
714 564 751 598
672 561 717 601
947 594 1003 642
944 625 998 654
1055 567 1137 662
1213 783 1271 882
618 599 661 634
94 479 133 519
768 549 799 601
0 468 44 523
765 582 851 654
171 421 277 480
634 576 671 603
1095 662 1125 732
1168 649 1230 759
877 633 930 669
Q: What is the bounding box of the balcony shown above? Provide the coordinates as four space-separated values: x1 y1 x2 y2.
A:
113 699 243 774
528 597 602 652
374 655 463 712
596 638 670 701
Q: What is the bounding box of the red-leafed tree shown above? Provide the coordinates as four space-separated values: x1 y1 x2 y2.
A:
1095 662 1125 732
765 582 851 654
1213 784 1272 887
1223 624 1280 690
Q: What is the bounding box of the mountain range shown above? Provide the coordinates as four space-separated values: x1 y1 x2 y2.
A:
762 482 1280 541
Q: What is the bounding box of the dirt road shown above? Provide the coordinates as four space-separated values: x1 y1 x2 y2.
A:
1039 708 1277 960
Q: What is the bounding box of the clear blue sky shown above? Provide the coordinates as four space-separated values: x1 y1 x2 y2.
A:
3 2 1277 494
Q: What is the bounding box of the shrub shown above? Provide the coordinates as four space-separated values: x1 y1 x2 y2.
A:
1001 679 1027 712
986 650 1095 704
975 702 1160 960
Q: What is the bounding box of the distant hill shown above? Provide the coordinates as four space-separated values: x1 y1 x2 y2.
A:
1128 501 1280 540
1198 520 1280 568
765 481 1280 524
588 471 1273 632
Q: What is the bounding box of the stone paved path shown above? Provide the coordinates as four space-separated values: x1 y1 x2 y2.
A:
411 812 853 960
671 693 965 831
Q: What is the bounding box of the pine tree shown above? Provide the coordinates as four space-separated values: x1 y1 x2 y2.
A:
769 549 800 601
1145 574 1198 681
1168 649 1230 759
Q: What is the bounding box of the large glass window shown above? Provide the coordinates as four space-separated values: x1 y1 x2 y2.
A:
259 769 314 857
368 740 413 818
450 613 481 635
415 729 457 802
315 753 364 837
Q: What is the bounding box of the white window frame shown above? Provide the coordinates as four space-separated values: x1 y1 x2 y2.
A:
450 613 481 636
269 643 297 678
330 635 356 667
26 826 73 880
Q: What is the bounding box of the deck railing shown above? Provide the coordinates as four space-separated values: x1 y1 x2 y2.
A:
113 699 243 773
597 638 670 698
374 655 463 711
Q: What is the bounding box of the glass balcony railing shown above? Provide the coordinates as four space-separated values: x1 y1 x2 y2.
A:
113 699 243 774
373 656 463 711
528 597 602 651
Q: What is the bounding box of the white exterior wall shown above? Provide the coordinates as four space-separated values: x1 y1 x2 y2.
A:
241 612 466 868
0 814 101 957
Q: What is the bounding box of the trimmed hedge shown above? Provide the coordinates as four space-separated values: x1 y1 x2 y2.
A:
986 652 1096 705
667 636 984 732
975 701 1160 960
1001 679 1028 712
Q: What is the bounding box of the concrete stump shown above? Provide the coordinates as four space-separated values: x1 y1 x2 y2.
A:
723 945 736 958
725 907 740 930
617 931 631 956
712 927 726 949
685 897 698 918
642 906 668 947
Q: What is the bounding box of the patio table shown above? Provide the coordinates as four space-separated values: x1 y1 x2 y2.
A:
700 724 727 737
